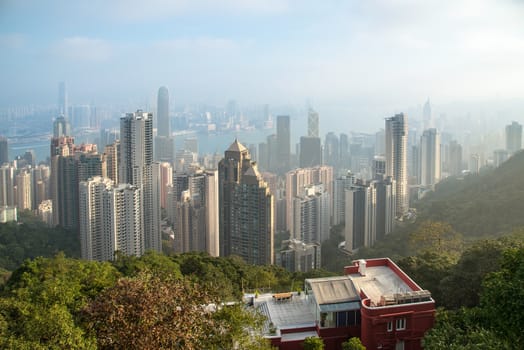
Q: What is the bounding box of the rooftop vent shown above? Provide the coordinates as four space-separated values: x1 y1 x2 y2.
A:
358 259 367 276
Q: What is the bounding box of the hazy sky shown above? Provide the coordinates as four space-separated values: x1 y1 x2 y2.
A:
1 0 524 129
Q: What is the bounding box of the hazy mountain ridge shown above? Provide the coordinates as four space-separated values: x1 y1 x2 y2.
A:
417 150 524 237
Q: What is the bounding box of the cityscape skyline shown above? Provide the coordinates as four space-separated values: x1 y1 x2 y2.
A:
2 1 524 132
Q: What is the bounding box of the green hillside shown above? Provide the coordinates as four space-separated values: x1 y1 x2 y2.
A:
416 150 524 237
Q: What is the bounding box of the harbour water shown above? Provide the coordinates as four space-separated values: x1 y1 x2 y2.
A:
8 128 274 164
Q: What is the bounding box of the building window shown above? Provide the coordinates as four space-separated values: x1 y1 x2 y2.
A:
396 318 406 330
387 321 393 332
395 340 405 350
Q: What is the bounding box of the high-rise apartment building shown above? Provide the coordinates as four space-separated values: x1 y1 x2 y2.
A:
0 136 8 165
420 128 441 187
15 169 32 210
333 172 356 226
79 177 143 261
505 121 522 155
345 184 372 250
168 169 219 256
372 176 395 241
285 166 333 235
54 144 103 231
218 140 274 265
308 108 319 138
50 136 74 226
291 184 330 243
276 115 291 174
0 164 15 207
120 110 161 253
159 162 173 209
103 141 119 184
385 113 408 218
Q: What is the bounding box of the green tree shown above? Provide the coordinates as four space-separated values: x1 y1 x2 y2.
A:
0 254 119 349
83 273 217 349
397 251 455 305
302 336 324 350
481 247 524 345
83 272 272 350
408 221 463 257
439 236 522 309
423 308 510 350
342 337 366 350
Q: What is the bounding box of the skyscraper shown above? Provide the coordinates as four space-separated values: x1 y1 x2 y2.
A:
308 108 319 138
53 115 71 138
16 169 32 210
52 144 103 231
505 121 522 155
324 132 339 168
448 141 463 176
0 136 8 165
155 86 175 163
339 133 350 170
285 166 333 235
291 184 330 243
157 86 170 137
120 110 161 253
79 177 143 261
50 136 75 226
276 115 291 174
385 113 408 218
0 164 15 207
333 172 356 226
423 98 432 130
420 128 441 187
169 169 219 257
58 81 68 118
299 136 322 168
218 140 274 265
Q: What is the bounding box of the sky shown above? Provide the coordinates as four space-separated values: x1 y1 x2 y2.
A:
1 0 524 130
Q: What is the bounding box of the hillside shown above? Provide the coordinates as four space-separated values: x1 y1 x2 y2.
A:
416 150 524 237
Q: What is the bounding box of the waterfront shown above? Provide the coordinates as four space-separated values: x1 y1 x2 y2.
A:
8 128 274 164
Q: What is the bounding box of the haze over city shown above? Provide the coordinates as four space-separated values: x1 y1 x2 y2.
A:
2 0 524 131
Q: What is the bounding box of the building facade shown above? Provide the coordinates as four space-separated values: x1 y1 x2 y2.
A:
385 113 408 218
419 128 441 187
79 177 143 261
119 110 161 253
218 140 274 265
255 258 435 350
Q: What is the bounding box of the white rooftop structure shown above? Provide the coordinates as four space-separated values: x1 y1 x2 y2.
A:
254 293 316 331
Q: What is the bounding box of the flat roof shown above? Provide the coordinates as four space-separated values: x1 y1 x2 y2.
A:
254 293 316 329
349 265 413 305
306 276 360 305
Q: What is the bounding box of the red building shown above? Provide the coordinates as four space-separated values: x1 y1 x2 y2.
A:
254 258 435 350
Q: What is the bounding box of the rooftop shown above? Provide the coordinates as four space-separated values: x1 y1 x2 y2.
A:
253 293 316 330
306 276 360 305
227 138 247 153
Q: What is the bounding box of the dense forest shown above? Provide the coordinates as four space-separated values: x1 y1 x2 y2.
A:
2 152 524 348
